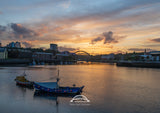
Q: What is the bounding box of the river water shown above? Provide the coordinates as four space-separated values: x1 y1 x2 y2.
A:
0 63 160 113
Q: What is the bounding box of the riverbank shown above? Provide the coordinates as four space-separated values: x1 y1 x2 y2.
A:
0 59 31 65
117 61 160 68
0 59 77 65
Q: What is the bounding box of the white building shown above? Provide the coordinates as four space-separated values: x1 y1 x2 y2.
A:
138 51 160 61
150 51 160 61
0 48 8 59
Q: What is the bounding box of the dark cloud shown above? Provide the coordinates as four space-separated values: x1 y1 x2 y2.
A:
0 23 39 40
103 31 118 44
58 46 79 52
91 37 103 44
150 38 160 42
10 23 38 39
91 31 125 44
0 25 6 34
22 41 33 48
128 48 155 52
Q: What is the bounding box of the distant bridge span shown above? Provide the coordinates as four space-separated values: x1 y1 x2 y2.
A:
74 50 91 56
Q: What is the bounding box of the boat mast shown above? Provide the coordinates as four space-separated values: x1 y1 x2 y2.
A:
56 68 60 87
23 70 27 76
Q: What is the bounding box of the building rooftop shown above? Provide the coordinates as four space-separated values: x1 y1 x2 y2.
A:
0 48 6 52
34 52 53 55
150 51 160 55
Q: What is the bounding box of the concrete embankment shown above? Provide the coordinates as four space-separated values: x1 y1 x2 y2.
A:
0 59 31 65
0 59 77 65
117 61 160 68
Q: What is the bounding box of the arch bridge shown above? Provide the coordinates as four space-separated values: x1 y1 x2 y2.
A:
74 50 91 61
74 50 91 56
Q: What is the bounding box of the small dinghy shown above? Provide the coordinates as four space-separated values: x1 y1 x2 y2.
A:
15 72 34 88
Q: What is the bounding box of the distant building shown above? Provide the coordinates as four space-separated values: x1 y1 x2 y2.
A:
7 48 32 59
150 51 160 61
0 48 8 59
56 51 71 60
134 51 160 61
139 54 152 61
15 42 21 48
101 53 115 60
61 51 70 55
7 42 21 48
32 52 53 61
8 42 15 48
50 44 58 51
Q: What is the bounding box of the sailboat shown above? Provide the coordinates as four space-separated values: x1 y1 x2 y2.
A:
33 69 84 94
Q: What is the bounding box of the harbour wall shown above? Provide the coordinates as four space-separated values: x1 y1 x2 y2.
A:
117 61 160 68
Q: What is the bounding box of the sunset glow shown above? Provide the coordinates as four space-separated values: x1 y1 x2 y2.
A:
0 0 160 54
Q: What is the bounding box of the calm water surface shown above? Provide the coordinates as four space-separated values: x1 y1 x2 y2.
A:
0 63 160 113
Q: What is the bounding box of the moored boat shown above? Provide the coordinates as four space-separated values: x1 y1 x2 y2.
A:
33 69 84 94
34 82 84 94
15 72 34 88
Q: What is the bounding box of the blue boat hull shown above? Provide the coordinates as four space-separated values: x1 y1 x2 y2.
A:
34 83 84 94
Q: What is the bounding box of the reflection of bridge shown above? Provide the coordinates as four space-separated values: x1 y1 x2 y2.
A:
74 50 91 61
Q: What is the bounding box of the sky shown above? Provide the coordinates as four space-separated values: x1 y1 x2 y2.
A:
0 0 160 55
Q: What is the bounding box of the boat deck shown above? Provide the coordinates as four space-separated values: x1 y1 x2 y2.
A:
34 82 58 89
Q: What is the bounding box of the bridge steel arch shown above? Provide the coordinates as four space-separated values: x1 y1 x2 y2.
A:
74 50 91 56
74 50 91 61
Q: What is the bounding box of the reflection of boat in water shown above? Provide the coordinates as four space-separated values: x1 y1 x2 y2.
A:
34 90 74 113
34 69 84 94
34 90 75 98
15 72 34 88
34 90 58 101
